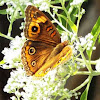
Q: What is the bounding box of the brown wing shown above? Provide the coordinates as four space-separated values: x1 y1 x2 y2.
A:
21 40 72 77
21 40 54 76
24 5 61 46
34 41 72 77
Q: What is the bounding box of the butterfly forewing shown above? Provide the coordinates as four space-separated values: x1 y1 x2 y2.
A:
24 5 61 46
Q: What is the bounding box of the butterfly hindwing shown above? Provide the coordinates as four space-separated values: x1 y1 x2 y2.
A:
21 40 54 75
21 40 72 77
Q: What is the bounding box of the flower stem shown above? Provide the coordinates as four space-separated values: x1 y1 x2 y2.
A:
75 37 93 72
76 58 97 65
72 77 89 92
48 11 70 33
92 71 100 76
76 71 91 75
50 5 62 10
76 7 82 32
0 32 13 40
76 71 100 76
51 0 69 4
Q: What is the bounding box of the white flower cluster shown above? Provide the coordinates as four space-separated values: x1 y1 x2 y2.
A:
0 0 52 20
69 32 77 42
70 0 85 6
39 2 50 11
4 68 26 93
21 70 57 100
1 31 75 99
1 33 26 69
4 0 31 7
1 32 75 99
61 32 77 43
3 65 75 100
61 32 77 55
33 0 51 12
74 33 96 51
0 0 32 20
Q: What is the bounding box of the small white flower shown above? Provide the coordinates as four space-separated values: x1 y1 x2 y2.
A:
39 2 50 11
10 96 17 100
92 46 96 50
87 40 93 49
81 8 85 15
77 66 80 69
0 1 4 6
87 47 90 50
61 32 68 42
96 59 100 72
82 64 86 68
10 36 24 49
19 22 25 30
67 99 71 100
75 96 78 99
1 64 9 69
53 7 58 13
15 91 21 97
7 77 14 84
75 41 80 50
2 48 14 64
85 33 93 40
71 46 77 55
80 37 86 46
6 7 14 14
70 33 77 42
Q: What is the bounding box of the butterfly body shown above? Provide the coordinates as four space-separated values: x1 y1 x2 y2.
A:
21 5 72 77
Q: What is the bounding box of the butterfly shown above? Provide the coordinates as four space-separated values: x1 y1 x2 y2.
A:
21 5 72 77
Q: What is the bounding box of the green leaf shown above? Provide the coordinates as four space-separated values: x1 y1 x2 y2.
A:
0 9 7 15
80 76 92 100
80 88 88 100
67 18 77 33
0 60 5 65
57 0 78 32
91 16 100 36
98 35 100 44
86 16 100 59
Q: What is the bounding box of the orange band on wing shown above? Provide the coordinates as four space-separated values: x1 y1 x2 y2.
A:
50 31 56 37
31 16 47 23
46 26 53 32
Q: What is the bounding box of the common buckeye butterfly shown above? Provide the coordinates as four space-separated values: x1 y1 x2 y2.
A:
21 5 72 77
